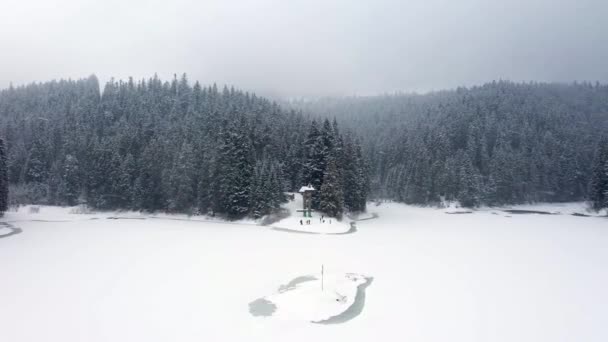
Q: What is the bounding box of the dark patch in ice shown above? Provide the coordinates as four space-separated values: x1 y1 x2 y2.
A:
249 275 317 318
248 298 277 317
571 213 590 217
278 275 317 293
29 219 72 222
503 209 555 215
148 216 258 226
313 276 374 325
445 211 473 214
271 221 357 235
0 222 23 239
271 227 318 234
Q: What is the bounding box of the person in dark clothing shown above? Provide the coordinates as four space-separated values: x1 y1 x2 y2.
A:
300 220 303 225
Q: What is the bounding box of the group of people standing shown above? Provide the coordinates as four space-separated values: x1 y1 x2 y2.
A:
299 215 332 225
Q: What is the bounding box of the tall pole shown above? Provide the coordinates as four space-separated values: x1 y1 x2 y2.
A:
321 264 324 291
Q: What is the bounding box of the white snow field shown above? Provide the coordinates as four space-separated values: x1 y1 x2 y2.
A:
1 202 607 342
0 226 11 236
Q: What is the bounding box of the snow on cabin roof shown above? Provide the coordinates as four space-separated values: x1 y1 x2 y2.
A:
298 185 315 193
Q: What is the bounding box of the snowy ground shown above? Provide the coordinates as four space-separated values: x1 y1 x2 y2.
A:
0 202 607 342
0 226 11 236
269 194 353 234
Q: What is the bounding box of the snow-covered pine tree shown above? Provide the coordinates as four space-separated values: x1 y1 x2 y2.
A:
115 153 137 209
341 134 357 211
58 154 80 206
167 143 197 213
353 139 369 211
133 139 166 211
588 138 608 211
24 136 48 184
456 151 481 208
604 159 608 209
319 153 344 218
214 116 254 218
301 120 325 205
0 138 8 215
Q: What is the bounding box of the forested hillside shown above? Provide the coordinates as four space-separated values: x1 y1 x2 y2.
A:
3 77 607 211
291 81 608 206
0 75 368 217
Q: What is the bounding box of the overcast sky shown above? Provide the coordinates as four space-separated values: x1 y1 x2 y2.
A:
1 0 607 98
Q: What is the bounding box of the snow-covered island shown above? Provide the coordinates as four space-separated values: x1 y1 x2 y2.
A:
249 272 372 323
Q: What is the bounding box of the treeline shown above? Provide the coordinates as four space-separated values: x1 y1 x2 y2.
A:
0 75 369 218
291 81 608 207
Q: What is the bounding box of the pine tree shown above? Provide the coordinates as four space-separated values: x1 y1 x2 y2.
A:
0 138 8 214
249 164 265 218
319 154 344 218
214 116 253 218
133 139 166 211
588 138 608 211
353 140 369 211
604 159 608 209
58 154 80 206
24 138 48 184
456 152 482 207
167 143 197 212
115 153 137 209
302 120 325 195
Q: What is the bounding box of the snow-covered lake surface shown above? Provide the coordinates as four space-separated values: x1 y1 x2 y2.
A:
0 202 607 342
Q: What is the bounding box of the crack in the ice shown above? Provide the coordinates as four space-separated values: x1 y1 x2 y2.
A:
0 222 23 239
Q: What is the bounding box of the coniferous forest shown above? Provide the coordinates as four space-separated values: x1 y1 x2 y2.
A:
0 75 368 218
292 81 608 209
1 77 608 216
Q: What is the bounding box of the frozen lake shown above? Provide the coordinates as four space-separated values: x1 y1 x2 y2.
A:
0 203 607 342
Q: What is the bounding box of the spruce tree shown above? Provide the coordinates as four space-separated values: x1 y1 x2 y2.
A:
214 116 253 218
0 138 8 214
302 120 325 196
167 143 196 212
319 154 344 218
589 139 608 211
59 154 80 206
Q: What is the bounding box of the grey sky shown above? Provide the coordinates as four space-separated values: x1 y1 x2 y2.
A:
1 0 607 98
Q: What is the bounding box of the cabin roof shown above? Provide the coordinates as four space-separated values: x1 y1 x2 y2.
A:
298 185 315 193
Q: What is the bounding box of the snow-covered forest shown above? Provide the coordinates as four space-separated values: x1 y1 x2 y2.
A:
1 78 608 214
292 82 608 209
0 75 368 218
